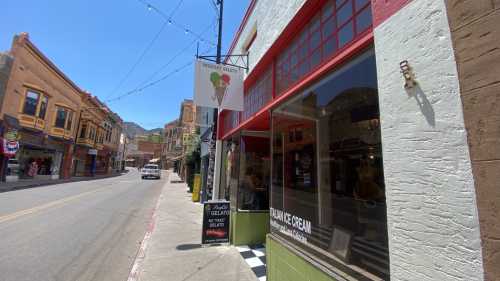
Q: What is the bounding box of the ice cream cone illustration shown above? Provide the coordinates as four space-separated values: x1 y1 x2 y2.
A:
210 72 231 106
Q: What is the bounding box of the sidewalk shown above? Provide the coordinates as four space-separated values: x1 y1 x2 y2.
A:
0 171 127 193
132 172 258 281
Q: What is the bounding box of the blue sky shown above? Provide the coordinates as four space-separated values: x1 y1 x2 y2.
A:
0 0 249 129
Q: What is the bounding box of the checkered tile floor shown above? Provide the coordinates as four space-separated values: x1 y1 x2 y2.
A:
236 244 266 281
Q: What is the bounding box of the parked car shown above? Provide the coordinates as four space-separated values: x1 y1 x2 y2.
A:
141 164 161 179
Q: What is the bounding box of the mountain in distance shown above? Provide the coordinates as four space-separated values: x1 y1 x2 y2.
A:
123 121 162 139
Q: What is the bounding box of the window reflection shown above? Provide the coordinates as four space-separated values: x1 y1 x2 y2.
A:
271 50 389 280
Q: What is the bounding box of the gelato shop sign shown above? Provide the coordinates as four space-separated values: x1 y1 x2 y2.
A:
194 60 243 111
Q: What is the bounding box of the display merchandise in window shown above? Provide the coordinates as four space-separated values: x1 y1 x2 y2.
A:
270 50 389 280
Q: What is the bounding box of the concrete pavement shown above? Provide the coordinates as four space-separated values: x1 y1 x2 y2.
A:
0 168 164 281
134 172 257 281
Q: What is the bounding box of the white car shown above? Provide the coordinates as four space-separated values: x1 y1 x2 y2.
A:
141 164 161 179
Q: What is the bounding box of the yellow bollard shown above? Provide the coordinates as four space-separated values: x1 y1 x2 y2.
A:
192 174 201 202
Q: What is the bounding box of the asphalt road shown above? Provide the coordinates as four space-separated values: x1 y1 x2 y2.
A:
0 168 166 281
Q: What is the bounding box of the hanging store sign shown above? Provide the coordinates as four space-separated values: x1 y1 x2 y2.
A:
194 60 243 111
1 138 19 157
201 201 230 244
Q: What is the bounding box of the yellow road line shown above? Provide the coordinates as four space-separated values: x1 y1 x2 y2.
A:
0 188 102 224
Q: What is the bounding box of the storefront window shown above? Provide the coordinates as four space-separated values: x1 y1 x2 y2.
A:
55 107 68 128
270 50 389 280
23 90 39 116
237 135 270 211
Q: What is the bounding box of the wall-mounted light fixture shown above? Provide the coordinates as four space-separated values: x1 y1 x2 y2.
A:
400 60 417 89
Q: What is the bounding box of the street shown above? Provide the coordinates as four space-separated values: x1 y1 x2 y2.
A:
0 169 164 281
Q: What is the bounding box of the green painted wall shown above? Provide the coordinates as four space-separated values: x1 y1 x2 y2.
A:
266 235 337 281
230 211 269 246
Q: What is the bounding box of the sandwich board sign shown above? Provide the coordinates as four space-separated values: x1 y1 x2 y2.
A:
201 200 230 244
194 60 243 111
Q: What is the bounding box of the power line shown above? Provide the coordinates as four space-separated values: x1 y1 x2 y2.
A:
136 18 217 88
105 44 214 104
137 0 216 46
106 0 187 100
105 61 193 103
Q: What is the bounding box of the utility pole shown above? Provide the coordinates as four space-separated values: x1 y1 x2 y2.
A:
208 0 224 201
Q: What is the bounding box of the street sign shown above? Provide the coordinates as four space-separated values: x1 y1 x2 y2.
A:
194 60 243 111
201 201 230 244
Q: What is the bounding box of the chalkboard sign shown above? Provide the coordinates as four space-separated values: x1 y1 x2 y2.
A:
201 201 230 244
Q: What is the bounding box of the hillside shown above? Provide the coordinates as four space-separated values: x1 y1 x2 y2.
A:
123 122 162 139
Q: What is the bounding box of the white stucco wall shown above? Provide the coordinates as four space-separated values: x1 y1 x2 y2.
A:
228 0 306 75
374 1 484 280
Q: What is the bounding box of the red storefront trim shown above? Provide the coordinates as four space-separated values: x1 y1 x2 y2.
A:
221 31 373 140
371 0 412 27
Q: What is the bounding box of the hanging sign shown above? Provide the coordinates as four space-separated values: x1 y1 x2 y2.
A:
2 138 19 157
201 201 230 244
194 60 243 111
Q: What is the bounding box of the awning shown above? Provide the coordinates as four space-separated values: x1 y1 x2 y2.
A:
149 158 160 163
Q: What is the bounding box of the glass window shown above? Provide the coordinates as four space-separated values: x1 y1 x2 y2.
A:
322 0 334 20
66 111 73 130
39 96 48 119
237 135 270 211
311 48 322 70
23 90 39 116
356 6 372 33
337 0 353 26
55 107 67 128
355 0 370 10
339 22 354 48
310 30 322 52
274 0 372 97
323 36 337 59
80 124 87 138
270 50 389 280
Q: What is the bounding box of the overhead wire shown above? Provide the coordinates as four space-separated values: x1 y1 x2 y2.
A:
136 18 217 88
106 0 187 100
105 43 214 104
137 0 216 46
106 3 218 104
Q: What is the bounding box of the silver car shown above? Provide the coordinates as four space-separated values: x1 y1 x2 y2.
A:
141 164 161 179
